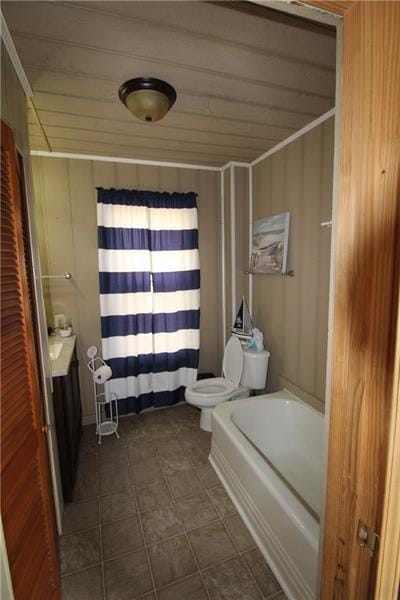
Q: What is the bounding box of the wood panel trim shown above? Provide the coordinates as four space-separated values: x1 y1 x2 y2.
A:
374 282 400 597
299 1 353 17
320 1 400 597
1 120 61 599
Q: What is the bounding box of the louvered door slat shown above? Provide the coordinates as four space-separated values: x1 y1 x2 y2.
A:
0 121 61 599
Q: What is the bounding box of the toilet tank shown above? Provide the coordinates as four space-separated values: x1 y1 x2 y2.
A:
240 347 270 390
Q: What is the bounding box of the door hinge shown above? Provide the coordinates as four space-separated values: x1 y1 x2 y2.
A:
357 519 379 557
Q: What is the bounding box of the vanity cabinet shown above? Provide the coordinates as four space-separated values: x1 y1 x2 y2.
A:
52 348 82 502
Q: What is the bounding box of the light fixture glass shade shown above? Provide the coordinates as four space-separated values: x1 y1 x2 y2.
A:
119 77 177 123
126 90 172 122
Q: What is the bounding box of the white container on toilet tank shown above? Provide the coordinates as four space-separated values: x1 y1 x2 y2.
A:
241 346 270 389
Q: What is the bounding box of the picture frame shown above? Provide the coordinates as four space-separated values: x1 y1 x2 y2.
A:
250 211 290 275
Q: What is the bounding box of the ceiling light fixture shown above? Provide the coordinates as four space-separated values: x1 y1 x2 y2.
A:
118 77 177 123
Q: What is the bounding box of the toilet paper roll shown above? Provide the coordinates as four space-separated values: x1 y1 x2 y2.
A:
93 365 112 384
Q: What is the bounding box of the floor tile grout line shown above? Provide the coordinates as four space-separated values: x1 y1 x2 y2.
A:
64 489 230 542
61 560 103 579
130 468 159 600
97 495 107 600
152 436 213 600
154 570 204 596
201 465 282 600
196 459 271 599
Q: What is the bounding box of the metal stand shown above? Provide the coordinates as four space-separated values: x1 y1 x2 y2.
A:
86 346 119 444
94 392 119 444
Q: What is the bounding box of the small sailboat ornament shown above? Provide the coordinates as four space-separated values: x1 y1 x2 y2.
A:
232 296 253 339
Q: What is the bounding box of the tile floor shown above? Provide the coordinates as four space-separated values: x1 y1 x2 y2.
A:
60 403 287 600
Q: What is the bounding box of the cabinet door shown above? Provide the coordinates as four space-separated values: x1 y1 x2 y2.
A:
70 355 82 470
0 121 61 598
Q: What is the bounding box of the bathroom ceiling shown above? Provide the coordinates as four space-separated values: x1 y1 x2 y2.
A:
2 1 336 166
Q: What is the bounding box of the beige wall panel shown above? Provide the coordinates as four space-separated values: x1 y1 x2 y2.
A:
282 141 303 386
268 153 286 391
197 170 220 375
315 119 334 398
253 159 272 385
159 167 179 193
41 158 80 337
234 167 250 310
252 118 333 405
178 168 196 192
1 47 10 125
298 127 322 394
115 163 139 188
68 159 101 419
93 160 117 189
223 170 231 341
253 158 272 387
32 157 53 325
137 165 160 191
1 45 26 153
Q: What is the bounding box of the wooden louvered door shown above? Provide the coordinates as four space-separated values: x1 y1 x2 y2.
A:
1 121 61 599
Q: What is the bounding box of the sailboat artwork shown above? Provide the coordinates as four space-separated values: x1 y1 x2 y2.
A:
232 297 253 339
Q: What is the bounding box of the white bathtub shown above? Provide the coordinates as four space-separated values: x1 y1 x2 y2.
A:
209 390 324 600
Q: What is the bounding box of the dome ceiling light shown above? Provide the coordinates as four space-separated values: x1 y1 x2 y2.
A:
118 77 177 123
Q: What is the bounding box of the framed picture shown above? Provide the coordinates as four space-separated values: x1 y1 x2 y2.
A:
250 211 290 275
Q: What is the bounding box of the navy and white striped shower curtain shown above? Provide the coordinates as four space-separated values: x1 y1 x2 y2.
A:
97 188 200 415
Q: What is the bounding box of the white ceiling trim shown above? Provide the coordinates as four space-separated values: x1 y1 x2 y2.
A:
31 108 335 172
30 150 221 173
0 11 32 97
251 107 335 166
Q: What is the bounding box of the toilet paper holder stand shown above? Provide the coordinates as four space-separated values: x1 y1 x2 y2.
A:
87 346 119 444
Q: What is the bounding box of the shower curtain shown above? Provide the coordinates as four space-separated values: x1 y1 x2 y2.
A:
97 187 200 415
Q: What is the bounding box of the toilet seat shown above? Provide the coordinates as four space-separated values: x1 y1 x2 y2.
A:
185 336 250 431
185 377 237 406
186 336 244 406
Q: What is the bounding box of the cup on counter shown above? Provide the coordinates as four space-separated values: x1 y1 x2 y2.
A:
59 325 72 338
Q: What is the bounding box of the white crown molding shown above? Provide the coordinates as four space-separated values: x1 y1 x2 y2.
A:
1 12 33 97
251 107 335 166
30 150 221 172
221 161 251 171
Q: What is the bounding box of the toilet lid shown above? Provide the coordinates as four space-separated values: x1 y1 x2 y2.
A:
222 336 243 386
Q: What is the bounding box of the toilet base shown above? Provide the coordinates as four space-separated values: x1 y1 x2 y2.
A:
200 407 213 432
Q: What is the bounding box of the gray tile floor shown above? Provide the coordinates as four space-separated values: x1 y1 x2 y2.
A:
60 403 287 600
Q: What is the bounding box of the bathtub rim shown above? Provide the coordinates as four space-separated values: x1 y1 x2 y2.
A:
231 392 324 520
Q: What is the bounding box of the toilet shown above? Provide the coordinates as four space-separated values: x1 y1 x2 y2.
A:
185 335 270 431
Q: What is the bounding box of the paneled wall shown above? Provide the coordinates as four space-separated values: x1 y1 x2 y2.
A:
223 169 231 342
234 167 250 313
252 117 334 407
222 166 250 344
32 157 222 422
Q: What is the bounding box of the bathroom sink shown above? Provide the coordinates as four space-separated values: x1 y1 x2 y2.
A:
49 342 63 361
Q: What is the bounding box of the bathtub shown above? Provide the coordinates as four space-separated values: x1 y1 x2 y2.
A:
209 390 324 600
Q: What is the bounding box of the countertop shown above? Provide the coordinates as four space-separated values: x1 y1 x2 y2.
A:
48 334 77 377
